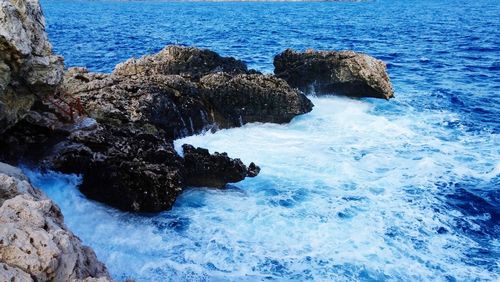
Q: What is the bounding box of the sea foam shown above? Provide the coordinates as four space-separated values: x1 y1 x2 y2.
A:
27 96 499 281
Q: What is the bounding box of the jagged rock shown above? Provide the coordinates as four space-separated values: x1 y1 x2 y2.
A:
60 68 211 139
182 144 260 188
274 49 394 99
114 45 251 80
47 122 260 212
60 65 313 139
0 162 110 281
0 0 64 133
200 73 313 127
50 122 184 212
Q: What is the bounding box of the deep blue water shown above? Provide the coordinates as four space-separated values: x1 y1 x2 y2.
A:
32 0 500 281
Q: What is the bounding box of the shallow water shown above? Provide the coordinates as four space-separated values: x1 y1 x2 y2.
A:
29 0 500 280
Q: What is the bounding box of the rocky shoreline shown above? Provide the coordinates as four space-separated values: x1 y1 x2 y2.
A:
0 0 393 280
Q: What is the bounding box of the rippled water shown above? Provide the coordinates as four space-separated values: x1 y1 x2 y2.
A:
30 0 500 280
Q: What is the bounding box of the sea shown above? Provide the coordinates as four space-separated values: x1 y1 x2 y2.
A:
28 0 499 280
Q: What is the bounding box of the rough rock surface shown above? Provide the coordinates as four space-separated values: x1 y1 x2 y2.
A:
114 45 251 80
201 72 313 127
274 49 394 99
49 122 185 212
182 144 260 188
43 46 314 211
0 107 74 164
0 162 110 281
59 68 211 139
61 65 312 138
0 0 64 133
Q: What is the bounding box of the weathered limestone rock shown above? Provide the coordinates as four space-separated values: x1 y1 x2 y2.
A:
61 64 312 139
0 162 110 281
274 49 394 99
0 0 64 133
60 68 210 139
114 45 250 80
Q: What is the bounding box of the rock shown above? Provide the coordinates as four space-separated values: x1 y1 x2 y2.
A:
60 68 211 139
50 122 184 213
0 108 71 163
200 73 313 127
60 64 313 139
114 45 251 80
0 162 110 281
182 144 260 188
0 0 64 133
47 122 260 212
274 49 394 99
46 46 315 212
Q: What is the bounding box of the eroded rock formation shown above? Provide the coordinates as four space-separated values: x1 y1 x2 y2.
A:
113 45 251 80
0 162 111 281
39 46 314 211
49 122 185 212
274 49 394 99
182 144 260 188
0 0 64 133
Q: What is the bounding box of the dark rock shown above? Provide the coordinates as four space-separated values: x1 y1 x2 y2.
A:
200 73 313 127
0 109 70 164
247 162 261 177
113 45 252 80
182 144 260 188
50 122 184 212
61 65 313 139
59 68 212 139
274 49 394 99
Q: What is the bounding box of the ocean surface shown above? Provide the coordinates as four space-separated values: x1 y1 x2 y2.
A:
29 0 499 281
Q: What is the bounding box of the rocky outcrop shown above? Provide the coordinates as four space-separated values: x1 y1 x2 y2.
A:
0 0 64 133
274 49 394 99
61 58 312 139
0 162 110 281
114 45 251 80
200 73 313 127
42 46 314 212
182 144 260 188
49 122 185 212
59 68 212 139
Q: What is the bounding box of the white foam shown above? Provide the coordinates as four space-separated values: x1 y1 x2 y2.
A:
28 96 499 281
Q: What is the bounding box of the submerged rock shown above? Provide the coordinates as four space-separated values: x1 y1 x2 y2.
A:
0 0 64 133
0 162 110 281
274 49 394 99
182 144 260 188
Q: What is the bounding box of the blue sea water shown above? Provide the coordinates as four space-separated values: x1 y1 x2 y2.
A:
28 0 500 281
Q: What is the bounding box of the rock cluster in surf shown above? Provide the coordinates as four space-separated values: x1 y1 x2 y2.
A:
34 46 312 212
